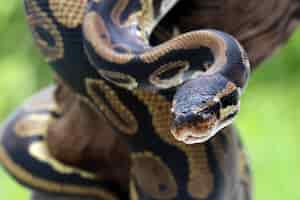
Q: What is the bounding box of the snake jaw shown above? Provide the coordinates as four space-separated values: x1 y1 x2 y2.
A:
171 97 240 144
170 105 220 144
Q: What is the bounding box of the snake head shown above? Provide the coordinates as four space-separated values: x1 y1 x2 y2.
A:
171 74 240 144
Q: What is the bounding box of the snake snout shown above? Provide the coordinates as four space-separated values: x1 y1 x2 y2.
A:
170 75 241 144
170 94 222 144
170 103 220 144
172 105 219 128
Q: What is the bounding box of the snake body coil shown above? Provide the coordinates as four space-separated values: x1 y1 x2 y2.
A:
0 0 252 200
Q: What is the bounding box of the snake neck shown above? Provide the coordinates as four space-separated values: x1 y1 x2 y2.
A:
83 1 249 91
82 0 250 145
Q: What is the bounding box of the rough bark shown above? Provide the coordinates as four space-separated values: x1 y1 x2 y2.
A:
47 78 130 186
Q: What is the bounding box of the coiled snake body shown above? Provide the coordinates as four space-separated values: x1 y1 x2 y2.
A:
0 0 252 199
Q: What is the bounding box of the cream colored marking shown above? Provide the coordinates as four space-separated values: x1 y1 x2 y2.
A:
84 9 227 70
98 69 138 90
191 61 213 80
14 114 53 138
131 152 178 199
149 61 189 89
132 90 214 199
150 0 179 34
217 81 238 99
49 0 87 28
83 12 134 64
29 141 97 180
84 12 112 46
220 105 239 120
21 86 59 113
0 146 119 200
111 0 153 42
160 0 175 14
218 84 240 121
86 79 138 135
26 0 64 62
111 0 131 27
23 101 58 113
117 0 180 38
141 31 227 65
128 0 154 40
130 179 139 200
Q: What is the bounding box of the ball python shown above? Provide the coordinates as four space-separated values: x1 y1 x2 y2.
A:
0 0 252 200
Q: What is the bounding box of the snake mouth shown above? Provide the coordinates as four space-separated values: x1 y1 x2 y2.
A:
170 112 219 144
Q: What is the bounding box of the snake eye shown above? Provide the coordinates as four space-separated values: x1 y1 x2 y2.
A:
98 69 138 90
149 61 189 89
219 89 240 123
220 89 239 108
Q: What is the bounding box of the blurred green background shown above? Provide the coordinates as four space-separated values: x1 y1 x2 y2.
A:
1 2 300 200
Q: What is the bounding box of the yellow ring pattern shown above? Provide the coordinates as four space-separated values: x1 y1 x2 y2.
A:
26 0 64 62
86 78 138 135
29 141 97 180
149 61 190 89
0 146 119 200
98 69 138 90
14 113 53 138
49 0 87 28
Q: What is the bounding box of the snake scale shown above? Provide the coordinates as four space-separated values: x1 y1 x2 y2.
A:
0 0 252 200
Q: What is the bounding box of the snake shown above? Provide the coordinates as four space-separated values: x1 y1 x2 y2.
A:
0 0 252 200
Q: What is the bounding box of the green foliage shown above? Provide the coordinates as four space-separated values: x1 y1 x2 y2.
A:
0 2 300 200
237 30 300 200
0 2 52 121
